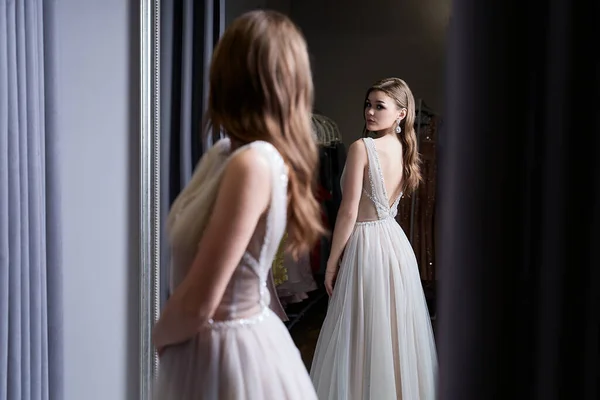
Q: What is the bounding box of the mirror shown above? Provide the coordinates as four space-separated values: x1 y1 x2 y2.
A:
140 0 450 397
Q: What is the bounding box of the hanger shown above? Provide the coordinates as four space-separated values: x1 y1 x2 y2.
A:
312 113 342 146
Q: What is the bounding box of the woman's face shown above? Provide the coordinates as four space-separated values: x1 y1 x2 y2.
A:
364 90 404 133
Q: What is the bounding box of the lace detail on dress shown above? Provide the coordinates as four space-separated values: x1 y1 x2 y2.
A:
362 187 389 218
355 218 393 226
255 141 288 316
390 193 403 218
251 141 288 273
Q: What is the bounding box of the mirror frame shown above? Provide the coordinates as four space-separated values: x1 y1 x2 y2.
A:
140 0 161 398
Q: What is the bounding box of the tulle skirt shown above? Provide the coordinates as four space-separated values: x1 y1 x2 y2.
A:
154 309 317 400
310 218 438 400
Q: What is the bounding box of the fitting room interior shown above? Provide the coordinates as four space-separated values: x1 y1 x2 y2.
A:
1 0 598 399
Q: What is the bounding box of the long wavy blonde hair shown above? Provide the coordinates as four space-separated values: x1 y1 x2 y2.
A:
363 78 422 194
206 10 325 256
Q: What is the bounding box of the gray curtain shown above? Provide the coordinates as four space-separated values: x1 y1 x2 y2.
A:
0 1 63 399
160 0 225 304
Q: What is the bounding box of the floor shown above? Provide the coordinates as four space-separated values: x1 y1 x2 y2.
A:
285 289 329 368
286 282 438 369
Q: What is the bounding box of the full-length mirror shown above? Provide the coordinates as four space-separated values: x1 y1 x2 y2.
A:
140 0 450 397
1 0 595 399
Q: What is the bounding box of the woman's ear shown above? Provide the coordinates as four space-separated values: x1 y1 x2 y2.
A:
398 108 407 121
396 108 406 121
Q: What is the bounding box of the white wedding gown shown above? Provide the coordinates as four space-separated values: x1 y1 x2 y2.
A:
310 137 438 399
153 138 317 400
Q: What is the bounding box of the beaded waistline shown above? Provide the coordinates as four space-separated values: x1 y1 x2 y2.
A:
355 216 396 226
203 307 272 330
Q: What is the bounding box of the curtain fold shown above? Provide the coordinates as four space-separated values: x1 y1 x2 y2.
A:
0 1 62 399
160 0 225 303
438 0 599 398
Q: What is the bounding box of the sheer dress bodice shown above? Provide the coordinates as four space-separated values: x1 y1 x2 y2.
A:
166 138 288 326
344 137 403 224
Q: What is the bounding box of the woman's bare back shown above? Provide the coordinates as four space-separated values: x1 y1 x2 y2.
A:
372 135 404 206
344 135 405 223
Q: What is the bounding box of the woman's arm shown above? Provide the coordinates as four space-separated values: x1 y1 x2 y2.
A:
152 148 272 349
325 141 366 283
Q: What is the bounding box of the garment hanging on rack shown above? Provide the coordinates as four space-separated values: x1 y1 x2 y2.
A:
307 112 346 274
270 114 345 308
310 141 347 274
311 184 332 275
396 115 440 283
272 232 317 306
272 233 289 286
276 250 317 306
324 142 347 228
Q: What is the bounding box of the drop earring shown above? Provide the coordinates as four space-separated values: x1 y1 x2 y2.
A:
395 121 401 134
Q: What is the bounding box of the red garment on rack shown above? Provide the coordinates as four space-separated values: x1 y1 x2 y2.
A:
311 241 321 274
311 185 332 273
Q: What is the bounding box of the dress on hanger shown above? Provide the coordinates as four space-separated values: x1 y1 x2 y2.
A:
310 137 437 400
153 138 316 400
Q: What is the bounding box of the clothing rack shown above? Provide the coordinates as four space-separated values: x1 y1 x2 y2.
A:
409 99 437 243
280 113 344 331
284 287 327 332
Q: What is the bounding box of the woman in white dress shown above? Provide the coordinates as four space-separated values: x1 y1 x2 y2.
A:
310 78 438 399
151 10 325 400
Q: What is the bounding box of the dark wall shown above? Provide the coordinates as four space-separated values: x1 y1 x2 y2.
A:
226 0 450 146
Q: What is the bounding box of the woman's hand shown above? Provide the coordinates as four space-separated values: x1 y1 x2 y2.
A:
324 263 339 297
